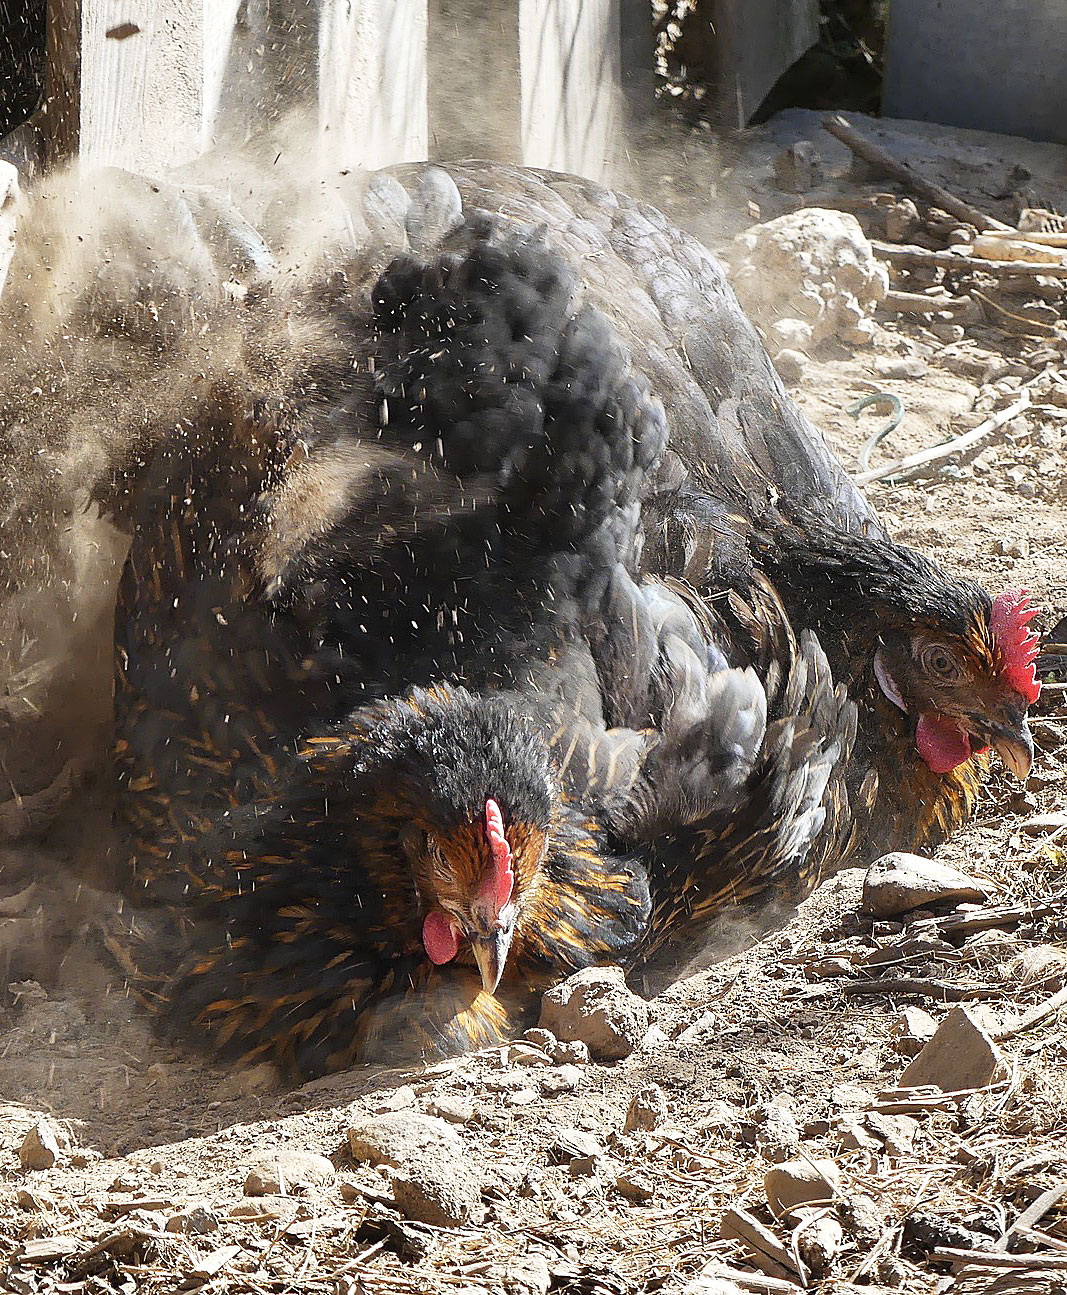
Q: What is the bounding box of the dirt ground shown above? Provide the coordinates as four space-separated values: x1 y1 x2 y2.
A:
1 114 1066 1295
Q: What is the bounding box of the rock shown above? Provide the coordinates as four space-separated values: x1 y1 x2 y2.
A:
166 1205 220 1235
889 1006 939 1057
551 1129 603 1163
19 1120 62 1171
701 1100 742 1133
391 1154 483 1227
874 355 928 380
837 1119 880 1152
428 1096 474 1125
764 1158 841 1216
884 198 921 243
730 209 889 352
861 852 989 916
839 1112 918 1155
769 317 813 352
773 348 806 386
352 1108 481 1227
898 1006 1004 1091
749 1102 800 1162
230 1200 288 1219
373 1085 417 1113
843 1192 886 1242
348 1112 462 1169
484 1071 530 1093
508 1088 539 1107
797 1212 844 1276
16 1188 53 1210
903 1210 989 1256
616 1169 655 1204
243 1148 335 1196
866 1112 919 1155
549 1038 591 1066
506 1254 552 1295
638 1024 670 1052
931 322 966 344
540 1065 582 1097
831 1082 872 1109
840 315 877 346
623 1084 667 1133
568 1154 600 1177
215 1062 280 1100
539 967 651 1062
774 141 822 193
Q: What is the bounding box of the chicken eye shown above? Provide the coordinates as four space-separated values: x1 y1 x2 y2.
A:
922 645 960 680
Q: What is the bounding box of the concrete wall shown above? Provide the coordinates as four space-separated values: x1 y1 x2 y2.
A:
884 0 1067 146
711 0 819 127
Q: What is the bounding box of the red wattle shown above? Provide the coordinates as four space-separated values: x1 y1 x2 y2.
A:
422 911 460 964
916 712 973 774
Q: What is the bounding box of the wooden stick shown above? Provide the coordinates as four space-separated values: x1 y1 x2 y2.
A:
853 390 1031 486
971 234 1067 265
874 240 1067 279
881 289 970 315
822 115 1013 232
691 1261 803 1294
910 903 1055 937
995 984 1067 1041
985 229 1067 248
1003 1181 1067 1245
933 1247 1067 1270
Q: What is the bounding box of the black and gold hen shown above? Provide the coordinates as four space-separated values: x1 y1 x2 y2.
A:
111 216 853 1076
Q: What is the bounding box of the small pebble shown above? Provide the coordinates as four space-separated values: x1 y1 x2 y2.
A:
19 1120 63 1172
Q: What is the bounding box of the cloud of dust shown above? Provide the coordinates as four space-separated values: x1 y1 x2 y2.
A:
0 122 411 811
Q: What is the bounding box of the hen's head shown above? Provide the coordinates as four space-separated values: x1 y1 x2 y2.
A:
872 586 1040 778
352 686 555 993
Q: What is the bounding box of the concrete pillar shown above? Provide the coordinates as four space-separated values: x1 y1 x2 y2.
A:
76 0 242 174
428 0 640 181
318 0 429 169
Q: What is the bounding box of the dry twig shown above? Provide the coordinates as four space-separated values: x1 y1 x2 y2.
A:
853 389 1031 486
822 115 1012 232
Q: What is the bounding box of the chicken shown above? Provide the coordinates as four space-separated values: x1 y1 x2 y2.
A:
110 216 854 1075
381 162 1042 863
106 159 1039 1075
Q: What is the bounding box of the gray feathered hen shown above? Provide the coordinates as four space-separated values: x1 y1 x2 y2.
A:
384 162 1041 864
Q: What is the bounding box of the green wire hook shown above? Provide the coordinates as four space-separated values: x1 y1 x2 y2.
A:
849 392 905 476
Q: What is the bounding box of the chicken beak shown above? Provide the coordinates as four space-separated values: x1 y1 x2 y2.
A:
993 720 1035 781
471 927 513 995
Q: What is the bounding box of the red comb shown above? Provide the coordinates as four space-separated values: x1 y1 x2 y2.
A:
483 798 514 911
991 589 1041 704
